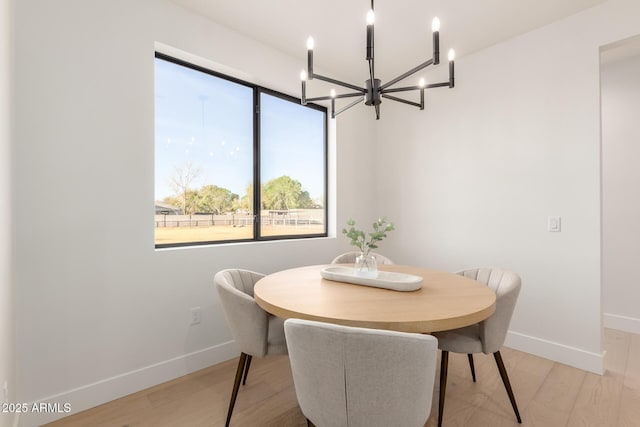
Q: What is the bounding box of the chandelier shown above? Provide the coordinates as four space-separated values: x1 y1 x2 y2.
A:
300 0 455 120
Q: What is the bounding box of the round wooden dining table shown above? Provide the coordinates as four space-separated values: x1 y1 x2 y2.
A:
254 264 496 333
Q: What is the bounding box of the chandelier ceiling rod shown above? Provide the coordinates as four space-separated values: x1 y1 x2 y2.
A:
300 0 455 120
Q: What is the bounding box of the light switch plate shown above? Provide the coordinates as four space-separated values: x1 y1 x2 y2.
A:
190 307 201 325
548 216 561 232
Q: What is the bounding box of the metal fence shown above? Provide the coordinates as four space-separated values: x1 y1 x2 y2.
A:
154 209 324 228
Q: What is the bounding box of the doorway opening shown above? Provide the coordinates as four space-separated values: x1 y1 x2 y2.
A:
600 34 640 336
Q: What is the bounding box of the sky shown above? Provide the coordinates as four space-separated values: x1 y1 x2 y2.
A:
154 57 325 203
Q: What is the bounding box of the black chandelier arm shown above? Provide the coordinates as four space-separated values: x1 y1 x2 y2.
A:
311 73 366 93
380 85 422 94
306 91 364 103
334 91 365 100
381 93 422 109
426 82 450 89
332 96 365 119
368 59 375 85
374 103 380 120
379 78 454 95
379 58 435 91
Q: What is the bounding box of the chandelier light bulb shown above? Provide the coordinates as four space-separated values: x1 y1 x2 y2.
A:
366 10 375 25
306 36 315 50
432 17 440 32
419 78 426 88
300 70 307 81
330 89 336 98
448 49 455 61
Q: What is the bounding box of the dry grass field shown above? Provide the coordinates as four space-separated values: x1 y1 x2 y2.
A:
155 224 325 245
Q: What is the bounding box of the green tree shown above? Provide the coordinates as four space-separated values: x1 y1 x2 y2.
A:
196 185 238 215
262 176 309 210
297 190 315 209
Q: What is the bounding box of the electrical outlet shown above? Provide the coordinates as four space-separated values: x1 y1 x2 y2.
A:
190 307 201 325
548 216 561 232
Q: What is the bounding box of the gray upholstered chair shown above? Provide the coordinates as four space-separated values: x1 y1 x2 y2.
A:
433 268 522 427
330 251 394 265
214 269 287 427
284 318 438 427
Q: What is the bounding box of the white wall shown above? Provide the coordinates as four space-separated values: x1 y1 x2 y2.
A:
13 0 374 425
602 51 640 334
376 0 640 373
0 0 14 427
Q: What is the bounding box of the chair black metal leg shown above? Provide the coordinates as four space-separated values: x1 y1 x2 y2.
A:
438 350 449 427
467 353 476 382
242 355 253 385
493 351 522 423
225 352 248 427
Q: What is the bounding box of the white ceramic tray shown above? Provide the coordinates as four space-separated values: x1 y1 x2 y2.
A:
320 266 423 292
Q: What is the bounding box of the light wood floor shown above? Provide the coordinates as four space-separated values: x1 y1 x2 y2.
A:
45 329 640 427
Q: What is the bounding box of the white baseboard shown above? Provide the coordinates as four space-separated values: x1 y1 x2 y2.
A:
505 331 604 375
18 341 238 427
603 313 640 335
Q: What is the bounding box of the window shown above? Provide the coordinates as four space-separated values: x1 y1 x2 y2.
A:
154 53 327 248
